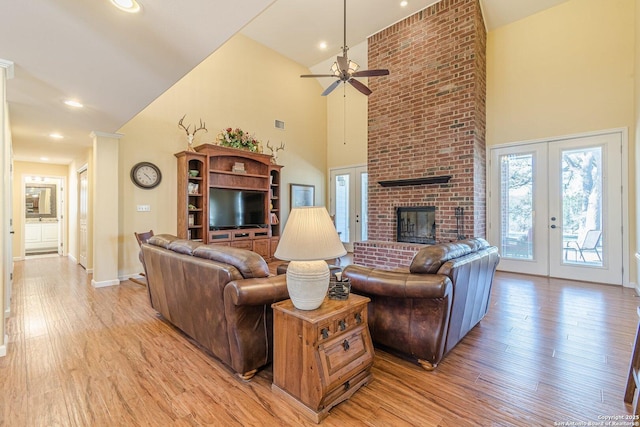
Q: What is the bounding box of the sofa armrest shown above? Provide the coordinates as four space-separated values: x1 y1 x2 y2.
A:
223 274 289 377
224 274 289 306
343 264 452 299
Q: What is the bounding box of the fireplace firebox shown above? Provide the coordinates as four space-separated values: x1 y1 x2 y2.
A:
397 206 436 244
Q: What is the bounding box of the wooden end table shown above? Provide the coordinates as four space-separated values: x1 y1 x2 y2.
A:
271 294 374 423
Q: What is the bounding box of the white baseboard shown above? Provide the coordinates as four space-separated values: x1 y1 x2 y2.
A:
91 278 120 288
4 307 9 319
0 335 8 357
12 256 24 262
68 253 77 264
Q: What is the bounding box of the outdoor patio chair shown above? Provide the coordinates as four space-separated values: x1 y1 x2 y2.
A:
566 229 601 262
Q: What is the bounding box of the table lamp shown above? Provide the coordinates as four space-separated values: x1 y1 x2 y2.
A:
274 206 347 310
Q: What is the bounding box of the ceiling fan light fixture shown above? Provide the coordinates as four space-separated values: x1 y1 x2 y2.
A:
300 0 388 96
348 60 360 74
331 62 340 77
110 0 141 13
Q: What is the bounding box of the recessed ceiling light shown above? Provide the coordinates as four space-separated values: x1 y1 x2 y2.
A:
319 41 328 50
110 0 141 13
400 1 408 7
49 133 63 139
40 157 49 161
64 99 83 108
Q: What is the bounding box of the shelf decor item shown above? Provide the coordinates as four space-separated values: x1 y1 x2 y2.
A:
266 141 285 164
178 115 207 152
216 127 261 152
274 206 346 310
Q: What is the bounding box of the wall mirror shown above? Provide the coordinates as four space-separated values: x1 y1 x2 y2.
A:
25 183 57 218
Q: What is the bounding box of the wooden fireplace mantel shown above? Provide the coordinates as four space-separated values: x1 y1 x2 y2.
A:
378 175 452 187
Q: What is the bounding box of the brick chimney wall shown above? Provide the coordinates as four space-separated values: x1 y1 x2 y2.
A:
365 0 487 244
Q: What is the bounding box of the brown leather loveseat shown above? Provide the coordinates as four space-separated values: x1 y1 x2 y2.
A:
343 238 499 370
140 234 288 380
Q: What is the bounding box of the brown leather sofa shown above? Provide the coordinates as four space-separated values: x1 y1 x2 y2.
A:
343 238 499 370
140 234 289 380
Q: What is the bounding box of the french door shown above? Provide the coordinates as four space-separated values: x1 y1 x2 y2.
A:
489 131 624 285
330 166 367 252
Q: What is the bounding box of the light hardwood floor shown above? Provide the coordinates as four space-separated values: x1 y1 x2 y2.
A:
1 256 638 426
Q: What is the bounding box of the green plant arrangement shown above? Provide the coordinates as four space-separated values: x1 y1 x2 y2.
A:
216 127 261 152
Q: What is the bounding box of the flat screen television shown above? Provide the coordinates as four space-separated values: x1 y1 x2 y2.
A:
209 188 267 229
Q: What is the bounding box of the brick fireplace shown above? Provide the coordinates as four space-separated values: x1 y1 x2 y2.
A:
354 0 487 270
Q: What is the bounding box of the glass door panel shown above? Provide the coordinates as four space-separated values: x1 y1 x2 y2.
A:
330 166 367 252
334 173 350 244
490 143 548 276
499 153 534 260
560 147 603 267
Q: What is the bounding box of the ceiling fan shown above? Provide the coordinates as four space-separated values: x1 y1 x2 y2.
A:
300 0 389 96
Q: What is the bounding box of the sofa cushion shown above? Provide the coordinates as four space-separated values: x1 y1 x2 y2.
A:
461 237 490 252
168 239 203 255
193 245 270 279
148 234 179 249
409 241 475 274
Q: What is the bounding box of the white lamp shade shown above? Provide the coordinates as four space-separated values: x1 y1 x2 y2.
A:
275 206 346 261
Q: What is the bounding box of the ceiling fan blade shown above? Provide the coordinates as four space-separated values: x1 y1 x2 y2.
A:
322 80 342 96
353 69 390 78
348 78 372 96
337 56 348 73
301 74 337 78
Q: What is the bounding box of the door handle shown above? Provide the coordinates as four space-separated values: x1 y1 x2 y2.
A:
550 225 557 229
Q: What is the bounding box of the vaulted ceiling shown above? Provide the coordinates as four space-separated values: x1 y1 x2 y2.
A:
0 0 569 164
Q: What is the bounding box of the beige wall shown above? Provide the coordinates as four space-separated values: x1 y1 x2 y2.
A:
636 0 640 288
11 161 70 259
487 0 634 145
327 84 368 169
117 34 327 278
486 0 636 280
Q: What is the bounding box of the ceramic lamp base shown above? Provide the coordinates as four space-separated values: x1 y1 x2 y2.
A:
286 260 330 310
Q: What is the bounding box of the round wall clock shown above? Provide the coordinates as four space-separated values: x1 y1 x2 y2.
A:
130 162 162 189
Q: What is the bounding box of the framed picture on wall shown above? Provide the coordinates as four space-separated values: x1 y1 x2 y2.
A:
290 184 315 209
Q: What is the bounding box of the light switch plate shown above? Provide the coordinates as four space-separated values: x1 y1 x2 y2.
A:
137 205 151 212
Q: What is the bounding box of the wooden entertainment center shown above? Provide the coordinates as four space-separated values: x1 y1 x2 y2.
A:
175 144 282 260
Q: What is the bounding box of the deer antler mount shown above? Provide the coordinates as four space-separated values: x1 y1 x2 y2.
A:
266 141 285 165
178 114 208 151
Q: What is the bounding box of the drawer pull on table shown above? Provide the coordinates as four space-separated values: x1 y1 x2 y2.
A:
339 320 346 331
321 328 329 339
343 339 350 351
344 381 351 391
354 313 362 324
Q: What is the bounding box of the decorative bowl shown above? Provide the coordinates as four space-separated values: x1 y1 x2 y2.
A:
189 169 199 177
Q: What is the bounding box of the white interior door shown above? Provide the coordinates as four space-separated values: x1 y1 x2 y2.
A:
489 131 624 285
330 166 367 252
79 168 88 268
